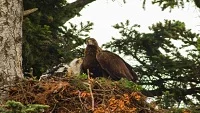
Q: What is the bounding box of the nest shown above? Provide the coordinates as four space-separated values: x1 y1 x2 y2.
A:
7 76 161 113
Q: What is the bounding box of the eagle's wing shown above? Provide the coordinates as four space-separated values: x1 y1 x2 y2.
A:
123 60 138 82
96 50 137 82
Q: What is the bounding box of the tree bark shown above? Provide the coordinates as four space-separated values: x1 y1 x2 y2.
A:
0 0 23 103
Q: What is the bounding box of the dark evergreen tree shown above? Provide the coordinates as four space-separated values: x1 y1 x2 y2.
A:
22 0 94 77
103 20 200 107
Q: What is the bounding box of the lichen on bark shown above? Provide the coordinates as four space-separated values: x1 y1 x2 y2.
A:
0 0 23 103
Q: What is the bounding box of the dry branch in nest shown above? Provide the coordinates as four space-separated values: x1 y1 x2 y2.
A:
7 76 161 113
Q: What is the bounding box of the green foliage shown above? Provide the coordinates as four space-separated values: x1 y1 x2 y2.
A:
118 78 143 91
156 91 176 109
142 0 200 11
25 104 49 113
142 0 195 10
77 73 89 80
103 20 200 107
197 38 200 51
151 0 188 10
0 100 49 113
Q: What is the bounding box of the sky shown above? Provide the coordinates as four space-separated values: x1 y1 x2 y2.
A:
67 0 200 46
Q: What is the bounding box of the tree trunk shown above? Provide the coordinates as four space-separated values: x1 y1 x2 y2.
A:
0 0 23 103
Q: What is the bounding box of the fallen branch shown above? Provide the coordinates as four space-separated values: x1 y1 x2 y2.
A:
23 8 38 16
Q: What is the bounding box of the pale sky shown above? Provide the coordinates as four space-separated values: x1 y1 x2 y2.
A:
67 0 200 46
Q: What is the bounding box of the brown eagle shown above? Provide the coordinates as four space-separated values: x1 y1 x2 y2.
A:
82 38 138 82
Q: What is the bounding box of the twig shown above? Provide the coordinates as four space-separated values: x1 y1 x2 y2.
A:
82 82 94 111
88 82 94 111
86 69 94 111
50 104 57 113
78 90 87 112
23 8 38 16
87 69 90 80
92 89 112 92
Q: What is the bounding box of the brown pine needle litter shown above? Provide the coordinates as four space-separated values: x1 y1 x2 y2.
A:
7 76 163 113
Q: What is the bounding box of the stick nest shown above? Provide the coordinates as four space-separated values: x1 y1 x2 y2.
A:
7 76 162 113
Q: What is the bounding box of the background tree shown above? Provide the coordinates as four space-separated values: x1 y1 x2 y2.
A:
142 0 198 10
22 0 95 77
0 0 23 103
103 20 200 107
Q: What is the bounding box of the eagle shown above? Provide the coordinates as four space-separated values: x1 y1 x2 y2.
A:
82 38 138 82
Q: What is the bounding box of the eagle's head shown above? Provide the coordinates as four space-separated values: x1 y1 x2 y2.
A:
86 38 99 47
69 58 83 76
85 38 102 55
